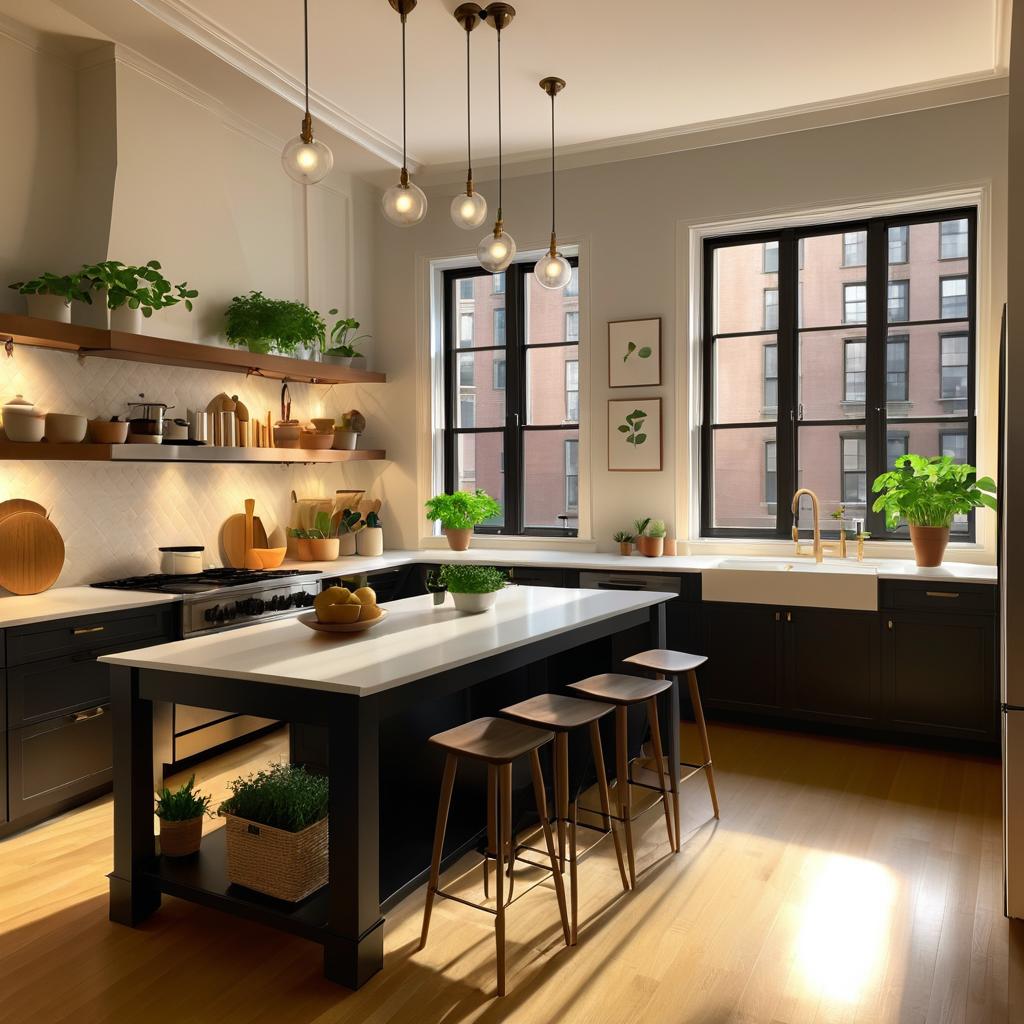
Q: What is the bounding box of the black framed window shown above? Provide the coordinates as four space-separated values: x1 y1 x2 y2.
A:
843 231 867 267
763 241 779 273
443 256 580 536
702 207 977 540
940 218 968 260
763 288 779 330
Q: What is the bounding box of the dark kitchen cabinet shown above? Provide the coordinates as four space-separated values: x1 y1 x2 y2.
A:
699 602 785 714
0 669 7 824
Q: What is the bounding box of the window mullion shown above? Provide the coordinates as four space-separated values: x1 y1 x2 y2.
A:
503 265 526 535
776 229 797 537
865 220 887 535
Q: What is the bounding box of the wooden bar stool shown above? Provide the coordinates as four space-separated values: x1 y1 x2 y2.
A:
420 717 570 996
565 674 677 886
623 649 720 850
500 693 629 944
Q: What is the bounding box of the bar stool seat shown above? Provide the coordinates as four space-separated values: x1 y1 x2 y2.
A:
502 692 612 731
624 650 707 675
567 672 673 704
429 716 554 763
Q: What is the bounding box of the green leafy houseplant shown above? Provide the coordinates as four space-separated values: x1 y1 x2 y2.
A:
224 290 325 356
9 271 94 305
635 516 665 557
426 490 502 551
613 529 635 555
322 310 371 362
82 260 198 316
438 564 507 593
633 517 651 538
155 775 212 857
219 762 328 833
648 519 667 539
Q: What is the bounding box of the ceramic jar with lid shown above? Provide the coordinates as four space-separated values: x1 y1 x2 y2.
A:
2 394 45 443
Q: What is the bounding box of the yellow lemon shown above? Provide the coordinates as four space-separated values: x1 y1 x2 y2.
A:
354 586 377 606
320 602 362 624
314 586 350 619
358 603 382 622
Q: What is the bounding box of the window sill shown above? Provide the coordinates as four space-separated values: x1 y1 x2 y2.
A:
420 535 597 551
685 535 992 564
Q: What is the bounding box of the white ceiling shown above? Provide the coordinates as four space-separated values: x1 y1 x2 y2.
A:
129 0 1009 173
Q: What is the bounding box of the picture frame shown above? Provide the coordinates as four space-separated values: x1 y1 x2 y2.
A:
608 398 662 471
608 317 661 387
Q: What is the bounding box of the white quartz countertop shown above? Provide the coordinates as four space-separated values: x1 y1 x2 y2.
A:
100 586 671 696
0 587 180 629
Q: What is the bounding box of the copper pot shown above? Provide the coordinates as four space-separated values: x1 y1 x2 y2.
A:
637 535 664 557
908 525 950 567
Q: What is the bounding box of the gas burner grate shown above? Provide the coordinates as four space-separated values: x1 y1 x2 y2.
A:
91 568 312 594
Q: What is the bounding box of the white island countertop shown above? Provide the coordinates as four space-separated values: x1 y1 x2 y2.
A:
101 586 671 696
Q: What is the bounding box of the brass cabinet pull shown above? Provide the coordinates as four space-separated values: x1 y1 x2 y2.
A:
72 706 106 723
786 611 792 623
925 591 959 599
887 619 894 630
775 611 781 621
73 625 105 635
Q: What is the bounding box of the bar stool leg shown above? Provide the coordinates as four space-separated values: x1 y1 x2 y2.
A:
614 706 636 889
688 669 720 818
420 753 458 950
555 732 569 871
528 750 571 947
588 720 629 892
484 770 494 899
569 798 578 945
501 760 515 900
646 698 677 852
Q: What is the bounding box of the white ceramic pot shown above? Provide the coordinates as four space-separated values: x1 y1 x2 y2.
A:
451 590 498 613
3 409 45 442
159 547 204 574
26 293 71 323
322 353 354 367
44 413 87 443
333 429 358 451
356 527 383 557
339 533 357 556
110 305 144 334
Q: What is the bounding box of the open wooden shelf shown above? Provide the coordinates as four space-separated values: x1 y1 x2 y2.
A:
0 441 386 465
0 314 386 386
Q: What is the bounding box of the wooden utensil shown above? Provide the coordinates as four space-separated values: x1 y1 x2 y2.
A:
243 499 262 569
0 498 46 523
298 609 388 635
221 513 268 568
234 396 250 447
0 511 64 594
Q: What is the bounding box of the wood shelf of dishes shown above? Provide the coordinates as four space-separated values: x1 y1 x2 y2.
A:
0 314 386 386
0 441 387 464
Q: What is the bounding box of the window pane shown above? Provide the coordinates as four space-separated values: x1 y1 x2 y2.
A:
764 440 778 506
887 279 909 323
886 221 968 322
843 283 867 324
888 225 909 264
710 426 777 530
493 308 506 345
526 268 579 344
886 333 909 404
713 241 778 334
842 231 866 267
798 231 862 329
940 332 969 400
763 289 779 330
492 272 505 294
762 241 779 274
940 276 968 319
796 424 866 525
454 275 504 348
940 219 968 260
454 432 505 527
713 334 778 423
877 321 968 417
456 351 505 427
459 278 474 300
523 428 580 530
798 328 866 420
526 345 579 425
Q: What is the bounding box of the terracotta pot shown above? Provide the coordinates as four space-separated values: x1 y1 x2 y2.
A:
295 537 313 560
909 524 950 567
664 538 677 556
309 537 340 561
339 532 356 556
637 535 664 558
159 815 203 857
444 527 473 551
618 542 632 556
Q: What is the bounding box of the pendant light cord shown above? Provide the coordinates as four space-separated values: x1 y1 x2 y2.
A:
496 26 503 219
466 28 472 181
401 13 408 171
549 90 556 237
303 0 310 114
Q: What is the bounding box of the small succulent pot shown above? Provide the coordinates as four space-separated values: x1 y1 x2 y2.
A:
339 532 357 556
908 525 950 568
618 541 632 556
444 527 473 552
309 537 340 561
26 293 71 323
294 537 313 561
333 428 358 450
159 815 203 857
322 353 354 367
637 535 664 558
663 538 677 556
451 590 499 613
109 305 144 334
357 527 383 557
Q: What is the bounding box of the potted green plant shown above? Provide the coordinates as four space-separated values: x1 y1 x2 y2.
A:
321 310 371 366
224 291 325 356
82 260 198 333
356 510 383 557
424 489 502 551
613 529 634 556
308 510 340 561
333 409 366 451
337 507 362 556
219 763 329 902
9 271 94 323
155 775 212 857
871 454 996 567
288 527 314 561
439 564 507 613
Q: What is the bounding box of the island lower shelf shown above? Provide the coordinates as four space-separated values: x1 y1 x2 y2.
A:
0 441 386 464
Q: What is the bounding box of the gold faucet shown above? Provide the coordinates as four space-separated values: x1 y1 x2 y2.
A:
791 488 826 563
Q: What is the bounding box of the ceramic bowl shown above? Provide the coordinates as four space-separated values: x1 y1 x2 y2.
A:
298 609 388 634
45 413 88 443
251 546 287 569
299 430 334 450
87 419 130 444
273 421 301 449
3 409 45 443
311 417 335 434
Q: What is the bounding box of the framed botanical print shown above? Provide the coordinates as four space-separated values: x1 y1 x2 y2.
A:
608 317 661 387
608 398 662 471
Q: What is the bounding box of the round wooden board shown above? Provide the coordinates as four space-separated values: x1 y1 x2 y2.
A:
0 511 65 594
220 514 269 568
0 498 46 523
298 609 388 634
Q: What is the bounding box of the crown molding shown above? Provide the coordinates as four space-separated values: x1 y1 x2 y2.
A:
128 0 413 171
0 11 82 65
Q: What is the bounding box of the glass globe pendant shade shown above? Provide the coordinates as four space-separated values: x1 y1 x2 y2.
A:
478 224 517 273
281 133 333 185
382 170 428 227
450 188 488 230
534 248 572 290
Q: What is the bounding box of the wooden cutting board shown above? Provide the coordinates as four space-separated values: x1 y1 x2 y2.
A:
221 514 268 568
0 511 64 594
0 498 46 523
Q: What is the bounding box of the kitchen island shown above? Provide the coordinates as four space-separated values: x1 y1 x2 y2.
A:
102 586 672 988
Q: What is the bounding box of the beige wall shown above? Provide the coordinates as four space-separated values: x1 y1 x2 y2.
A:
373 97 1008 557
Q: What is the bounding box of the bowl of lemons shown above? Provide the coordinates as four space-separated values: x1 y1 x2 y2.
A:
299 585 387 634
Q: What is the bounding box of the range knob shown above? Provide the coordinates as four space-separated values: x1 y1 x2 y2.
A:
298 591 315 607
204 605 218 622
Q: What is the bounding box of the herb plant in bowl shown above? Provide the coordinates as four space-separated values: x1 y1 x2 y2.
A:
82 259 198 333
224 291 325 356
425 489 502 551
871 453 996 566
438 564 507 613
321 311 371 366
219 762 329 902
155 775 212 857
9 270 94 323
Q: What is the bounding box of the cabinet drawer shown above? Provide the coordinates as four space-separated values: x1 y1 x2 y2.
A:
6 605 177 667
8 654 112 728
507 566 572 588
8 704 112 820
880 581 996 614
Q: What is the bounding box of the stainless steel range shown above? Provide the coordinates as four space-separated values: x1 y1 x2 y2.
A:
92 568 323 763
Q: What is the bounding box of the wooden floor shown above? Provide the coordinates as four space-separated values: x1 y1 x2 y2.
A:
1 722 1021 1024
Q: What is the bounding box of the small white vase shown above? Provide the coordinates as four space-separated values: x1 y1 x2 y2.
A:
110 305 144 334
333 429 357 451
339 532 356 556
356 527 383 557
323 353 354 367
26 293 71 323
451 590 498 613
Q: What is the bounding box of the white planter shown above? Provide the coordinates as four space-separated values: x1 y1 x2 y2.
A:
110 305 144 334
26 293 71 323
333 429 357 451
339 532 356 556
356 527 383 557
322 353 354 367
451 590 498 614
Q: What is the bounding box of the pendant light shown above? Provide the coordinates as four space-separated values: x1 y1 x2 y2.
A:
381 0 428 227
534 77 572 290
477 3 516 273
281 0 334 184
450 4 488 229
